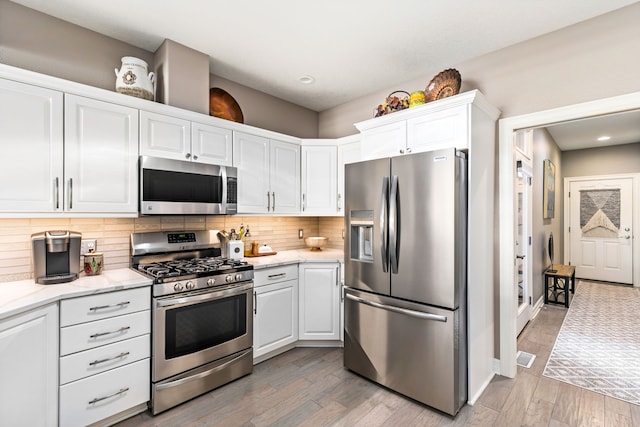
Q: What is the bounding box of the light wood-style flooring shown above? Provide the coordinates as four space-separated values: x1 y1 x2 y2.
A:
116 284 640 426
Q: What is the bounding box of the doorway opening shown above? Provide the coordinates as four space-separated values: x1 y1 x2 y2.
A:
498 91 640 379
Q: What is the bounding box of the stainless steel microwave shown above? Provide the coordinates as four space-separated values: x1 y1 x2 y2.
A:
140 156 237 215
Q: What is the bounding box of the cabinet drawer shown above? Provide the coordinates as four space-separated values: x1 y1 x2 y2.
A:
60 287 150 327
60 310 150 356
60 334 150 385
254 264 298 287
59 358 150 427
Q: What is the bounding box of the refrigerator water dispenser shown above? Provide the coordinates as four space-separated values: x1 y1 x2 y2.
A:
350 210 374 262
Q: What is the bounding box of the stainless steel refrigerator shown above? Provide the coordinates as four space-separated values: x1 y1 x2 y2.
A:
343 147 467 416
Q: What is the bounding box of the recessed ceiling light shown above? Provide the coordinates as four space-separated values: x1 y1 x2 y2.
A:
597 135 611 141
298 75 315 85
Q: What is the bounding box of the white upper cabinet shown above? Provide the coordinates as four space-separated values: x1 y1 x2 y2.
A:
191 121 233 166
355 90 499 161
359 121 407 160
65 95 139 214
301 144 338 214
0 79 63 213
139 111 190 160
140 111 233 166
270 139 301 213
337 136 361 215
233 131 300 213
0 80 138 215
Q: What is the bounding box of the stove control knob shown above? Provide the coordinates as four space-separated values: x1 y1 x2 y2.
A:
185 281 195 290
207 278 216 287
235 273 243 281
173 283 184 292
225 274 234 283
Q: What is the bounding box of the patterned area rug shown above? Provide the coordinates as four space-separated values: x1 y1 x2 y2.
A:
543 281 640 404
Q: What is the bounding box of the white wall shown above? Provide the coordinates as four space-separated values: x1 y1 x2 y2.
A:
318 3 640 137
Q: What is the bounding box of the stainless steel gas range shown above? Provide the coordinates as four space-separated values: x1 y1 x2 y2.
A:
131 230 254 415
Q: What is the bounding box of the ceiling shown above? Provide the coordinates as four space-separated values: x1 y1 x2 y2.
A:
545 109 640 151
9 0 639 112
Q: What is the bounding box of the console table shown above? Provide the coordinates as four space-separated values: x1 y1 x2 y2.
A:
544 265 576 308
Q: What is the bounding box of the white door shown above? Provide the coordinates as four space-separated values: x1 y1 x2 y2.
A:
191 122 233 166
270 139 300 213
337 139 360 214
65 95 139 213
301 145 337 214
0 79 63 212
233 131 270 213
139 110 190 161
568 176 633 284
515 157 533 335
298 263 340 340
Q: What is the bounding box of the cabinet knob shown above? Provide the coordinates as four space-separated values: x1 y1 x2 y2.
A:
193 155 198 161
406 147 412 153
399 149 404 154
185 153 191 159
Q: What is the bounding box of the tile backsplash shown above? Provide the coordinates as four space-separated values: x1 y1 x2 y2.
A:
0 216 344 283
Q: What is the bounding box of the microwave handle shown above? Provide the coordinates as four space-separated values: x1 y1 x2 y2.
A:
220 166 227 210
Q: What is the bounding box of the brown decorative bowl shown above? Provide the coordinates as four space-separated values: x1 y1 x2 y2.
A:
209 88 244 123
424 69 461 103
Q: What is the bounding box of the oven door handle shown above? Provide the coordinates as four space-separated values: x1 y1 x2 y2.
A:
156 282 253 308
155 349 252 391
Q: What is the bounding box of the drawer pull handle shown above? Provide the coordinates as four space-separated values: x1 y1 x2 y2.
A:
88 387 129 405
89 301 130 311
90 326 130 339
267 273 287 280
89 351 130 367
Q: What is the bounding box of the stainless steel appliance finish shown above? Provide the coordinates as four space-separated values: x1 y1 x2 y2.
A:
139 156 237 215
344 148 467 416
131 230 253 415
31 230 81 284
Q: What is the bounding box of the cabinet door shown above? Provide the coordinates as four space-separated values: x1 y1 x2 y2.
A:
337 140 360 215
253 279 298 359
406 105 468 151
270 139 300 213
65 95 138 213
191 122 233 166
301 146 337 214
0 79 63 212
360 121 406 160
299 263 340 340
0 304 58 426
139 110 190 161
233 131 270 213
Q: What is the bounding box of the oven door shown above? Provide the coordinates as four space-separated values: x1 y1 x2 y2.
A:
153 281 253 382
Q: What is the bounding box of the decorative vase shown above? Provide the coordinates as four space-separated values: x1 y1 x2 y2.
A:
115 56 155 101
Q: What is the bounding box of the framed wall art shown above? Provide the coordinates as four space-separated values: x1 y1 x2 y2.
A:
543 159 555 219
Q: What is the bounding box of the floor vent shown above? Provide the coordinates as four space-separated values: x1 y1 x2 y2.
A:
516 351 536 368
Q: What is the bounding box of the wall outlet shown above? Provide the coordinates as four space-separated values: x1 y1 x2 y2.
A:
81 239 97 255
298 229 304 239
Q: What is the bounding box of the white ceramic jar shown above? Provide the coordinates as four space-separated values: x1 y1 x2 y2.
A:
115 56 155 101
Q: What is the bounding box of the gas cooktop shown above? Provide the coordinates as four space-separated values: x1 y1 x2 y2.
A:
138 257 251 282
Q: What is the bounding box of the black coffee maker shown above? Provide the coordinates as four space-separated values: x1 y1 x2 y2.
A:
32 230 82 284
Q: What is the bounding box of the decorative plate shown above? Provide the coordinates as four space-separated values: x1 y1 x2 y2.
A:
424 69 461 103
209 88 244 123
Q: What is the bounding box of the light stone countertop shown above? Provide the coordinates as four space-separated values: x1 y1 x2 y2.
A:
245 248 344 269
0 269 152 321
0 248 344 322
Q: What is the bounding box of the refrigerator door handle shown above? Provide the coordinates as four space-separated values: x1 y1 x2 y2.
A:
389 175 399 274
380 176 389 272
345 293 447 322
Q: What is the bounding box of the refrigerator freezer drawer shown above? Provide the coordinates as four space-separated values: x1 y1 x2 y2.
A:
343 288 466 416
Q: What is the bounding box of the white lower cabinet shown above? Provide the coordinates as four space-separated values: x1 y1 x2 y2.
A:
0 304 58 426
298 263 340 341
253 265 298 361
59 288 151 427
